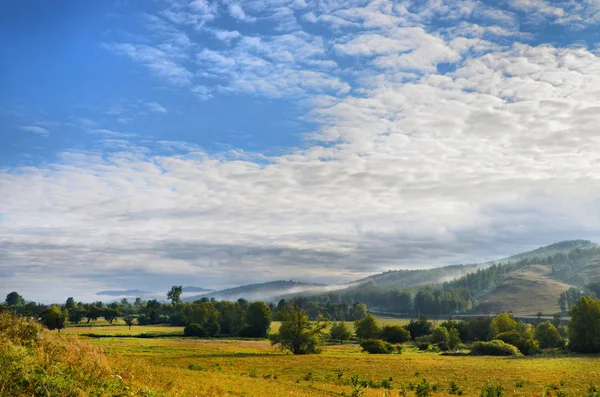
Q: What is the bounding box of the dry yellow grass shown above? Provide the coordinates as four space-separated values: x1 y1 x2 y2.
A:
83 335 600 397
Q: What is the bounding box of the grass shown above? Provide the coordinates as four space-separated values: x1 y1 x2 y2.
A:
83 336 600 396
20 315 600 396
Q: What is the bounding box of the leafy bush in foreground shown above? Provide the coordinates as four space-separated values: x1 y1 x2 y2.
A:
471 340 521 356
0 310 159 396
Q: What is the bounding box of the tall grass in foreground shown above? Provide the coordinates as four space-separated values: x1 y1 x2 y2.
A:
0 310 161 396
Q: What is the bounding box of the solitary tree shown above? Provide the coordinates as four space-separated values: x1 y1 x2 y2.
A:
40 306 68 332
568 296 600 353
270 299 328 354
124 315 136 330
167 286 183 306
354 313 379 340
5 291 24 307
330 321 352 344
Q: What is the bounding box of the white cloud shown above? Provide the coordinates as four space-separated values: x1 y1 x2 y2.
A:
145 101 168 114
19 125 49 136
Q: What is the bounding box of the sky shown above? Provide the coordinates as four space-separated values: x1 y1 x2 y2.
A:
3 0 600 303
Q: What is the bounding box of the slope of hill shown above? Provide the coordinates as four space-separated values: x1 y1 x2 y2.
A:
184 280 329 302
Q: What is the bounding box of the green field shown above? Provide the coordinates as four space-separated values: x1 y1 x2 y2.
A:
60 319 600 397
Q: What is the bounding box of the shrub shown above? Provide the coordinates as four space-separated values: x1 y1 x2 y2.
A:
536 321 565 349
380 325 411 344
448 381 464 395
470 340 521 356
184 323 206 337
495 331 538 355
330 321 352 344
430 326 450 350
480 383 503 397
404 316 433 339
359 339 394 354
415 378 433 397
0 311 157 396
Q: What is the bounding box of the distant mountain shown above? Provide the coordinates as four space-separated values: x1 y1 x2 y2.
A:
183 280 329 302
182 286 214 293
306 240 599 315
96 290 152 297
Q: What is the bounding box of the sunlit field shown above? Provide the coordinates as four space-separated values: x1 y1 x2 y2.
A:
84 336 600 397
57 317 600 397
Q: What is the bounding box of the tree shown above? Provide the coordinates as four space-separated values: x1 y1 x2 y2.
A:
65 297 76 310
535 321 564 349
68 307 84 324
404 316 433 339
241 301 272 337
40 306 68 332
380 325 411 344
447 327 461 350
351 303 368 321
430 327 450 350
489 313 517 338
568 296 600 353
330 321 352 344
270 300 328 355
124 315 136 330
86 306 101 323
5 291 24 307
354 313 379 340
167 286 183 306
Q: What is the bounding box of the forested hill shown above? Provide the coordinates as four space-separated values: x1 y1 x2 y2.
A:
183 280 328 302
305 240 600 316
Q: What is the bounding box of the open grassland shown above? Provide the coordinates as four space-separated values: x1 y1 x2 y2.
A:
84 335 600 397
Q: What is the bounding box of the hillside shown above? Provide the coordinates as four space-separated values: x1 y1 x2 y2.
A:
306 240 600 316
184 280 329 302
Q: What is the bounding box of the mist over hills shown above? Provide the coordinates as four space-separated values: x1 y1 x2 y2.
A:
96 240 600 315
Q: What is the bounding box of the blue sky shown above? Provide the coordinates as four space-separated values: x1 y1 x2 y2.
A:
3 0 600 302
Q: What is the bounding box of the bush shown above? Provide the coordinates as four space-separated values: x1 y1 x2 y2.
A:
480 383 503 397
471 340 521 356
430 327 450 350
495 331 538 355
380 325 411 344
404 316 433 339
184 323 206 337
536 321 565 349
0 311 157 396
360 339 394 354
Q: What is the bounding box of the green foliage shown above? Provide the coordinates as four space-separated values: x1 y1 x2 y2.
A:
535 321 565 349
5 291 25 307
430 326 450 350
270 300 327 355
359 339 394 354
489 313 517 338
447 327 462 350
166 285 183 305
494 331 538 355
470 340 521 356
404 316 433 339
380 325 410 344
415 378 433 397
350 375 364 397
351 303 368 321
559 287 582 312
480 383 503 397
568 296 600 353
240 301 271 337
448 381 464 395
354 313 379 340
39 306 68 332
184 323 206 337
330 321 352 344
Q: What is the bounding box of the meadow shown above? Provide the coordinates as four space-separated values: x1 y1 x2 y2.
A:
60 318 600 397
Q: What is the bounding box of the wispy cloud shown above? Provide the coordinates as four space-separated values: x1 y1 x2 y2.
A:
19 125 49 136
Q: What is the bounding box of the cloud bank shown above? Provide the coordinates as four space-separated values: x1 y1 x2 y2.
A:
3 0 600 301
